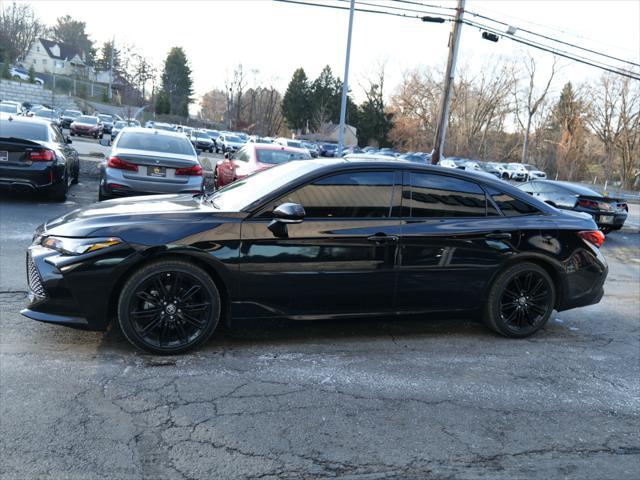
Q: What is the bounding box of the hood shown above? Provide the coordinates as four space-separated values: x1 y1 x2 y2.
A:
43 194 245 240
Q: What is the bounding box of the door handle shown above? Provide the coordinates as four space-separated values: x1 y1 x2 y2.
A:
367 234 399 244
485 232 512 240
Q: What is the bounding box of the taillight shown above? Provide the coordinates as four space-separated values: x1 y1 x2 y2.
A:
578 230 605 248
577 199 599 209
175 164 203 176
28 150 55 162
107 156 138 172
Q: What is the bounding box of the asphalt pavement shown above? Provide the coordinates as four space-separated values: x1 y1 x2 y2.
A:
1 174 639 479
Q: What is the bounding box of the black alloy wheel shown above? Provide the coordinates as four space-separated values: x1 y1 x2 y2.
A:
118 260 221 354
484 262 555 338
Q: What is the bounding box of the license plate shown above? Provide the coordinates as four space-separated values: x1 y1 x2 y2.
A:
147 166 166 177
0 150 8 162
599 215 613 224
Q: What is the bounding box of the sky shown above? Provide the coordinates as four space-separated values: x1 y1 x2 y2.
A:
23 0 640 109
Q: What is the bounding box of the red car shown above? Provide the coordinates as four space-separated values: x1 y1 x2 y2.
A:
214 143 311 188
69 115 104 139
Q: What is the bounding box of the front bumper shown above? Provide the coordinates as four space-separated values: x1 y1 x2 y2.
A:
22 242 137 331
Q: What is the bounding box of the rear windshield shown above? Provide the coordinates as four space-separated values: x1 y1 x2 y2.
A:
35 110 56 118
0 104 18 113
117 131 194 155
286 140 302 148
77 116 98 124
0 120 49 141
63 110 82 117
256 148 311 164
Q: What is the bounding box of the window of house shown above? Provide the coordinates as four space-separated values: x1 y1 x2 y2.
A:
42 59 47 64
404 172 487 218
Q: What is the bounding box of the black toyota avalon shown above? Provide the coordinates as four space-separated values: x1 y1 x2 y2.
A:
23 159 608 354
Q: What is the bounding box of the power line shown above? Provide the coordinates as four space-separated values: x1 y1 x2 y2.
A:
274 0 640 81
465 9 640 68
336 0 455 18
389 0 456 11
463 19 640 81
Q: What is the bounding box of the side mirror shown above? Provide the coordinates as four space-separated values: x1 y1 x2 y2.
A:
272 202 305 224
65 136 72 144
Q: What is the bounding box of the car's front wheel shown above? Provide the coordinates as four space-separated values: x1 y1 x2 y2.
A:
483 262 555 338
118 259 221 354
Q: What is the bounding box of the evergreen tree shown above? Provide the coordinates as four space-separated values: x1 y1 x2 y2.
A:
160 47 193 117
28 64 35 83
1 55 11 79
95 41 120 72
52 15 95 64
310 65 339 128
282 68 311 131
155 90 171 115
356 84 393 147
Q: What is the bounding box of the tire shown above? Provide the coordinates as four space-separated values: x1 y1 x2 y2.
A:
70 132 75 136
48 174 68 202
209 148 213 153
483 262 555 338
118 259 221 354
72 162 79 184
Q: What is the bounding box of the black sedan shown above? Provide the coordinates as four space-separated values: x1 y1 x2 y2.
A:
0 115 79 201
518 180 628 233
23 159 608 354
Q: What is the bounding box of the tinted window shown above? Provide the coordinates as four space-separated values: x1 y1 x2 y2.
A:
405 173 486 217
487 187 540 216
116 132 195 155
256 148 311 164
226 135 242 143
279 171 395 218
519 182 539 194
50 125 65 144
0 120 48 141
234 147 250 162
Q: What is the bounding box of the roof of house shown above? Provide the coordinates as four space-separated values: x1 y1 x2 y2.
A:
38 38 85 64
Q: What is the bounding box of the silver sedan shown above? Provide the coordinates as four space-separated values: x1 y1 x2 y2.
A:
99 127 204 201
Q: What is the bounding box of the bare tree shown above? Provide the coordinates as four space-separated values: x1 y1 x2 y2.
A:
0 2 47 62
513 53 558 164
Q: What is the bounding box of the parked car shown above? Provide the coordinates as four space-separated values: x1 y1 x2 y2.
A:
319 143 338 157
215 143 311 188
98 127 203 201
399 152 430 163
335 146 363 157
111 120 138 140
523 164 547 179
0 114 79 201
152 122 174 132
70 115 103 139
363 146 379 153
60 109 82 129
32 109 61 127
24 158 608 354
97 114 114 134
204 130 220 147
481 162 510 180
300 140 320 158
9 66 44 85
189 130 215 153
247 135 272 145
378 148 400 158
145 121 155 128
438 158 458 169
518 180 628 233
505 163 529 181
216 134 246 154
0 102 23 115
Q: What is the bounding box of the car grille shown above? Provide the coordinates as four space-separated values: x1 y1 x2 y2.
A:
26 253 46 298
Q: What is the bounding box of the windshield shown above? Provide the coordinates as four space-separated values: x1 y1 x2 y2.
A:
63 110 81 117
0 104 18 113
209 161 321 211
117 131 195 155
114 121 126 128
98 115 112 122
77 116 98 124
225 135 242 143
35 111 56 119
256 148 311 164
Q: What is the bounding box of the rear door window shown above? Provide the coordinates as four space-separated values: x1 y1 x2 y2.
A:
487 187 541 216
404 172 487 218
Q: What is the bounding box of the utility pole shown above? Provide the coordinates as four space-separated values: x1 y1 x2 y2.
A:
431 0 465 164
108 36 115 101
337 0 355 156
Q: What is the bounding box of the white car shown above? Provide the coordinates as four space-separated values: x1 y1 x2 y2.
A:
505 163 529 181
438 158 458 169
10 67 44 85
216 134 246 154
524 164 547 179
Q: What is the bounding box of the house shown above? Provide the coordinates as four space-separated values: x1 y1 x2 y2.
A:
297 122 358 146
22 38 89 78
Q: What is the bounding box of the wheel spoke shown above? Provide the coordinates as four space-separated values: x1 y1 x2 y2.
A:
513 276 524 294
180 311 205 329
159 320 169 346
180 285 201 303
529 303 547 316
503 308 518 325
139 314 163 335
154 276 170 297
174 319 189 344
131 308 161 319
529 279 545 296
136 291 159 305
182 302 209 313
168 273 182 297
503 288 519 300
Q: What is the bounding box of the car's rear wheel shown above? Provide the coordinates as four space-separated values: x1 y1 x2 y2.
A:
48 172 68 202
118 260 221 354
483 262 555 338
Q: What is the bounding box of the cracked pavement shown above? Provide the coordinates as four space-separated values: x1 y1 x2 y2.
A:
1 177 639 479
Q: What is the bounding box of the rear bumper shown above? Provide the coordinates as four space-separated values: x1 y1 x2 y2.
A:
0 163 64 190
102 167 204 196
557 246 608 311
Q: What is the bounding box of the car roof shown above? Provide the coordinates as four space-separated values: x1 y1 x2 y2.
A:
536 180 601 197
252 144 308 154
0 114 52 126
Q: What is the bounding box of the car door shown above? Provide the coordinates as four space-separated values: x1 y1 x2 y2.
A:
237 169 403 319
397 171 519 312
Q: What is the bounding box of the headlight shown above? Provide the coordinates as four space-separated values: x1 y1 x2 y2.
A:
41 236 123 255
